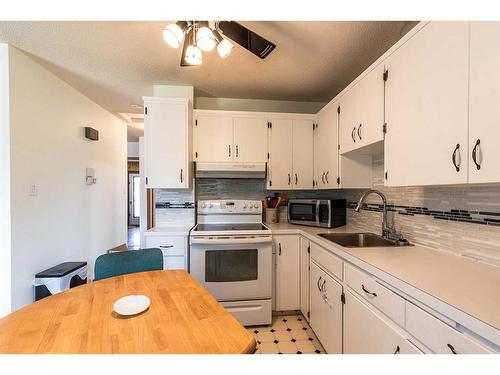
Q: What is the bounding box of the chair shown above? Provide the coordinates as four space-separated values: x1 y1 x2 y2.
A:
94 248 163 281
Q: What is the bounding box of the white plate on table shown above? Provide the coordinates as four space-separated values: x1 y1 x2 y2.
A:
113 295 150 316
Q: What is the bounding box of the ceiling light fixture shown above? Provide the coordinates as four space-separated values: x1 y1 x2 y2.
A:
164 21 259 66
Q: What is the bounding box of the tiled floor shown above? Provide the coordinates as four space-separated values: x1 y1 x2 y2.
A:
248 314 326 354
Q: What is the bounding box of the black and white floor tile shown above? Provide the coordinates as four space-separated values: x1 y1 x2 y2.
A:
248 314 325 354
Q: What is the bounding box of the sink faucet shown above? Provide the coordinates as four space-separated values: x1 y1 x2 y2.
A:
355 189 395 240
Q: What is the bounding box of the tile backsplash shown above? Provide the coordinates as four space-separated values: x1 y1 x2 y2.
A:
154 189 195 227
196 154 500 266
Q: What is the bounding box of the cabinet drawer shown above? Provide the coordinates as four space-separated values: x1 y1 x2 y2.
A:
310 242 343 280
145 236 186 256
163 256 185 270
345 263 405 327
406 302 492 354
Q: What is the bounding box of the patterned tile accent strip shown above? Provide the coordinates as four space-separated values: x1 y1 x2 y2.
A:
154 188 195 227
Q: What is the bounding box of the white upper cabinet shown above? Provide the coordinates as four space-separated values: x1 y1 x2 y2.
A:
292 119 314 189
339 63 385 155
384 22 469 186
268 118 293 189
143 97 192 189
233 117 268 162
314 103 339 189
356 63 385 148
468 22 500 183
267 117 314 190
339 87 359 154
195 113 233 162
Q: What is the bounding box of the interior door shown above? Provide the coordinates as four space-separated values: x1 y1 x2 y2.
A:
268 118 293 189
356 63 385 148
315 103 339 189
144 99 187 188
233 117 268 162
196 113 234 162
309 261 342 354
292 119 314 189
384 22 469 186
468 22 500 183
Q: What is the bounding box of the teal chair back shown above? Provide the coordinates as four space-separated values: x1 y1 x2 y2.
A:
94 248 163 281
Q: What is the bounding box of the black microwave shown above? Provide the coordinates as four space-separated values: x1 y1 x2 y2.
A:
287 199 346 228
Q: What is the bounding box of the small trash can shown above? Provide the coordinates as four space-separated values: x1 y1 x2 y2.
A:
33 262 87 301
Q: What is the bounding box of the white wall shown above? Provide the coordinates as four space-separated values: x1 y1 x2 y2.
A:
7 46 127 312
127 141 139 157
0 44 12 317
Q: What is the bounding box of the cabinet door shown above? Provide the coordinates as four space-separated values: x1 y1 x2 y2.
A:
268 119 293 189
275 235 300 311
357 63 385 148
233 117 268 162
309 261 342 354
344 291 421 354
469 22 500 183
196 113 233 162
299 237 310 321
144 98 190 188
338 86 358 155
292 120 314 189
315 104 339 189
384 22 469 186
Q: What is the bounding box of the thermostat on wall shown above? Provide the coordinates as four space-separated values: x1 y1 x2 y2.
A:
85 127 99 141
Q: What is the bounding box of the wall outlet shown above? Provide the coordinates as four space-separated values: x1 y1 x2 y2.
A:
29 184 38 197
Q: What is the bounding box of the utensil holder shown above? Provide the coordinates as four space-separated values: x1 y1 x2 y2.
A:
266 207 279 223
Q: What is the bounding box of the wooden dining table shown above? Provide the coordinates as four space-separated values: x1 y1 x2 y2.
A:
0 270 256 354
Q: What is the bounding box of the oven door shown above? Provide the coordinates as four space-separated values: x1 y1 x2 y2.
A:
189 235 272 301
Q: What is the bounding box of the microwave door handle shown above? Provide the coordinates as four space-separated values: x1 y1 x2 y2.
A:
190 236 272 245
316 201 320 226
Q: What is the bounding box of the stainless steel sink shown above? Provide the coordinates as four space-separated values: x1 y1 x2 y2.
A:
318 232 411 248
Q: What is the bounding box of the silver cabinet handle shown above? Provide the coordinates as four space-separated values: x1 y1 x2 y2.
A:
351 127 356 142
159 245 174 249
357 124 362 140
295 173 298 185
452 144 461 172
321 172 325 184
236 145 239 157
472 139 481 170
317 276 322 291
361 284 377 297
228 145 231 157
278 242 282 256
288 173 291 185
325 171 329 184
180 169 183 183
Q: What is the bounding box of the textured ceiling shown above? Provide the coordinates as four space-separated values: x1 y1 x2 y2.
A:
0 21 417 118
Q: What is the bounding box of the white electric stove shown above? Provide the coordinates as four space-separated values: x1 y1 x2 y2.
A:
190 200 272 326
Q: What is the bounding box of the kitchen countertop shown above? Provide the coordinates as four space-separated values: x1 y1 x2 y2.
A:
265 222 500 346
145 226 193 236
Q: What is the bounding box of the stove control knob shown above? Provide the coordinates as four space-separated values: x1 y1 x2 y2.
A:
243 203 247 209
208 203 213 208
254 203 259 209
201 203 207 208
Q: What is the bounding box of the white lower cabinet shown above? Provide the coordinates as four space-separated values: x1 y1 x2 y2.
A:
309 260 343 354
344 290 423 354
144 234 188 270
274 235 300 311
299 237 310 322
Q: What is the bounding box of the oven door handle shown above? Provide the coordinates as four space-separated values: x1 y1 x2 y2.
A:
190 236 272 245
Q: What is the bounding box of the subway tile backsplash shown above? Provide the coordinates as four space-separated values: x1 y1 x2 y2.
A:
196 153 500 266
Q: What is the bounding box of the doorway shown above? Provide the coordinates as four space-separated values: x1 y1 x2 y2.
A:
128 172 140 226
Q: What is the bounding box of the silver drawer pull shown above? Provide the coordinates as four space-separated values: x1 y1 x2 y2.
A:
361 284 377 297
447 343 458 354
159 245 174 249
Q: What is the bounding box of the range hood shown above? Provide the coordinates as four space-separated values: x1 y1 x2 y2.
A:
195 162 267 179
